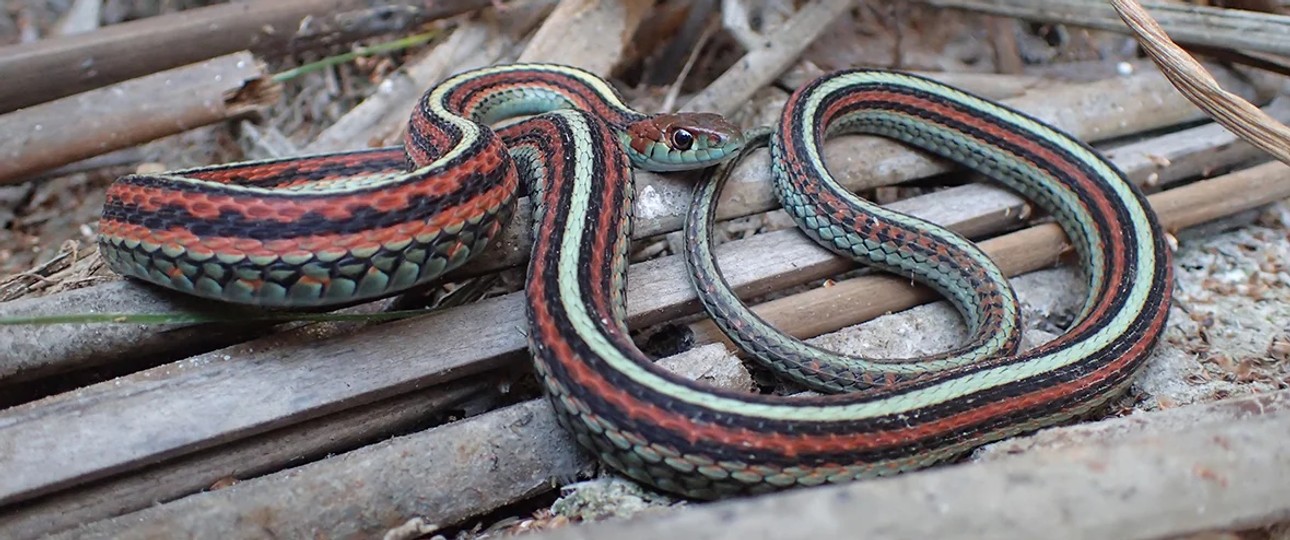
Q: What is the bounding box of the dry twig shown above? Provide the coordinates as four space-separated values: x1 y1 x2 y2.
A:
0 52 280 185
1110 0 1290 164
0 0 494 112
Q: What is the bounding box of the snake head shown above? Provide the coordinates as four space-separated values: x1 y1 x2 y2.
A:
624 112 745 172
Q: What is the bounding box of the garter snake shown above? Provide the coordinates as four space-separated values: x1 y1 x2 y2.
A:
98 64 1172 500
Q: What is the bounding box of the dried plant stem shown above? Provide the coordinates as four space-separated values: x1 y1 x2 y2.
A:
1109 0 1290 165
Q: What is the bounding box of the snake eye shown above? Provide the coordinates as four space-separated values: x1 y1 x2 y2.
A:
670 129 695 151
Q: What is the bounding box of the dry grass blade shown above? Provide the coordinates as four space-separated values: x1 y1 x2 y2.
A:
1110 0 1290 164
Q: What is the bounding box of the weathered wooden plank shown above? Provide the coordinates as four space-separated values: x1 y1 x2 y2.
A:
0 290 526 506
50 400 587 540
528 405 1290 540
0 52 280 185
0 281 270 384
0 378 490 538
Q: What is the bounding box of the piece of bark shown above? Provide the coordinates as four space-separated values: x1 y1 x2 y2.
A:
0 0 494 113
48 400 589 540
0 52 279 185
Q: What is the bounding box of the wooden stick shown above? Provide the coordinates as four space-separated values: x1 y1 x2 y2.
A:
524 395 1290 540
45 399 587 540
0 0 493 113
914 0 1290 56
0 52 279 185
1 378 492 539
3 157 1286 511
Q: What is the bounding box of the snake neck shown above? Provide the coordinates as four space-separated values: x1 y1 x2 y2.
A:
400 64 638 171
412 64 743 173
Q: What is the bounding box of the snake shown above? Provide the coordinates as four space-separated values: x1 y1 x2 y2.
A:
97 64 1173 500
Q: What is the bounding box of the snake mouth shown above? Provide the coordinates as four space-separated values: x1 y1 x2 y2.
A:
640 138 745 172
